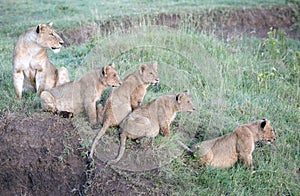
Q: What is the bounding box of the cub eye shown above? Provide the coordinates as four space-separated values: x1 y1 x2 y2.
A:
113 74 117 77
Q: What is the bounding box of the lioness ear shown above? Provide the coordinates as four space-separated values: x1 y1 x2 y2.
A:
36 24 41 34
47 22 53 27
139 64 147 74
36 24 47 34
260 119 267 129
102 65 110 77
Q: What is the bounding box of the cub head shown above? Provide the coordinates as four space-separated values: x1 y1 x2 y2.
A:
100 63 122 87
139 62 159 85
258 118 276 144
36 22 64 53
176 90 195 112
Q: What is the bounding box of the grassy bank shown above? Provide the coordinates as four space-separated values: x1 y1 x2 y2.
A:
0 0 299 195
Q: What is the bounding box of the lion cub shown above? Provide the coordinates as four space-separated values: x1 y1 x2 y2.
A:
40 64 122 125
178 119 276 168
108 90 195 164
12 22 70 99
89 62 159 159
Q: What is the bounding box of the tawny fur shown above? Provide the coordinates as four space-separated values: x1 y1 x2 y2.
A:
89 62 159 159
108 90 195 164
40 64 122 125
179 119 275 168
12 22 70 99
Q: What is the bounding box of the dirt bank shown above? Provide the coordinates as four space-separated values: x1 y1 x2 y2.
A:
63 5 300 45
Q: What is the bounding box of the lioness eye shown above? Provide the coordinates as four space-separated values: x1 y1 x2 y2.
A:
50 33 54 36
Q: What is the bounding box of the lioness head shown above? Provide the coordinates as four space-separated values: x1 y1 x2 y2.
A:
176 90 195 112
36 22 64 53
139 62 159 85
258 118 276 144
100 63 122 87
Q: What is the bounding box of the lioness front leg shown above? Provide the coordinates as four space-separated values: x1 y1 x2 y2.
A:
36 70 46 96
13 69 24 99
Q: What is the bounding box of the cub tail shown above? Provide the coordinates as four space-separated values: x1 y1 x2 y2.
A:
176 140 194 155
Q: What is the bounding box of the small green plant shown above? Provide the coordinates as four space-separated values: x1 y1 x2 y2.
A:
257 27 299 86
257 67 276 89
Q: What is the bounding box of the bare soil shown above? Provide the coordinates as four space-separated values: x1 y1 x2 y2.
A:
0 112 85 195
0 5 299 196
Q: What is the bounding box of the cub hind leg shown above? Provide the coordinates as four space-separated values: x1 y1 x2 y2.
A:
40 91 57 112
56 67 70 86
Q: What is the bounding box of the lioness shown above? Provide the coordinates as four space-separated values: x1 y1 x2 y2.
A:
40 64 122 125
12 22 69 99
89 62 159 160
108 90 195 164
178 119 276 168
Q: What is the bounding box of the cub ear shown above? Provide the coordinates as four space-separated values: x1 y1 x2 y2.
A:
176 92 184 103
152 62 158 70
139 64 147 74
108 63 115 68
183 89 190 95
260 119 267 129
102 65 111 77
47 22 53 27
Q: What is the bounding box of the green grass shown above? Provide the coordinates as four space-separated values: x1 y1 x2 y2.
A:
0 0 288 38
0 0 299 195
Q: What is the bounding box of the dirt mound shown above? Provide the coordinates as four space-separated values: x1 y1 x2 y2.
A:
0 112 86 195
0 112 169 195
